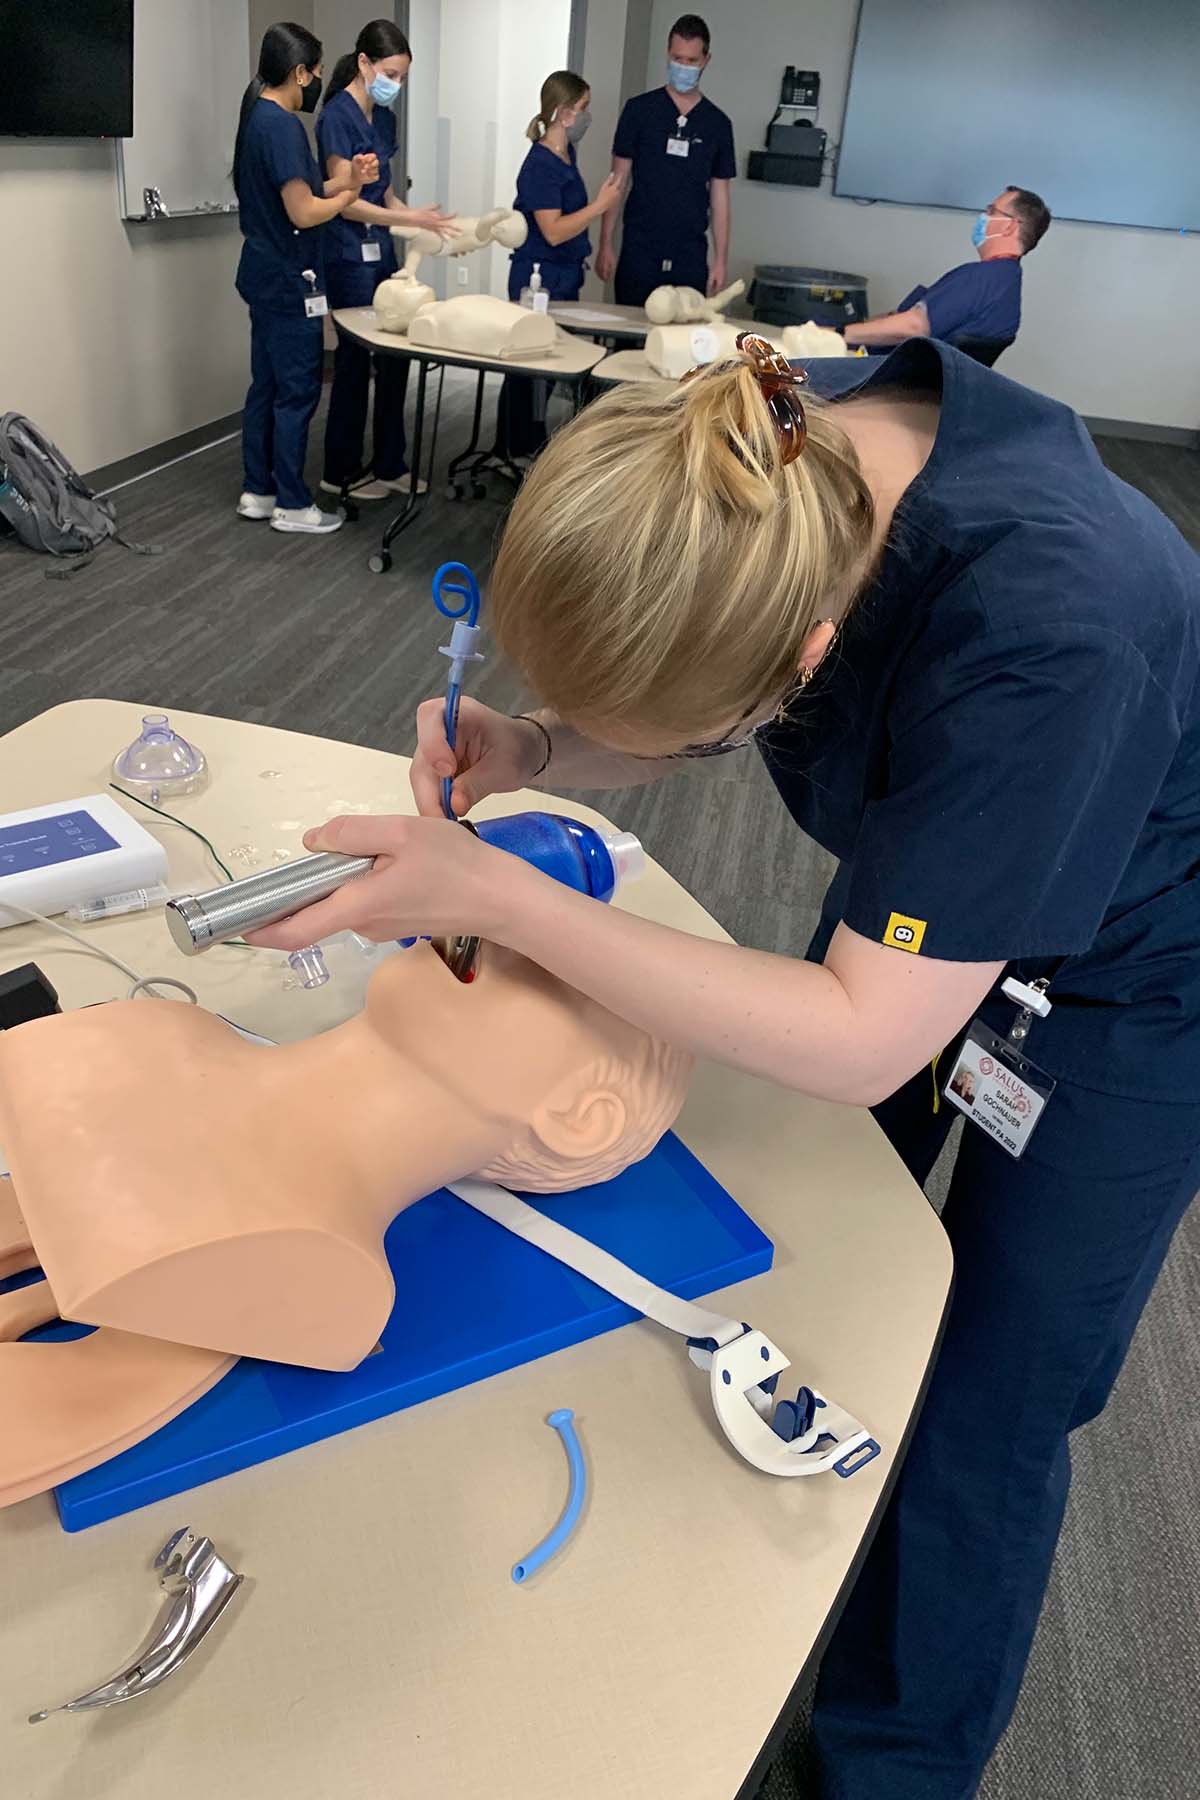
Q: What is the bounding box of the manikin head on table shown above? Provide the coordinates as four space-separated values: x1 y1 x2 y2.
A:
0 943 692 1372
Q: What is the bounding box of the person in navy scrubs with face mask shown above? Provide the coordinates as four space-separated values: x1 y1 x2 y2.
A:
233 21 373 535
845 186 1051 357
498 70 622 459
316 18 457 502
595 13 735 306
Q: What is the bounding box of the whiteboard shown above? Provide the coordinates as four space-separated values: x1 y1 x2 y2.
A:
117 0 249 219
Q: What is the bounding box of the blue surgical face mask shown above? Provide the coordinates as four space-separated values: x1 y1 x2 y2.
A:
668 59 701 92
971 212 990 248
367 65 402 106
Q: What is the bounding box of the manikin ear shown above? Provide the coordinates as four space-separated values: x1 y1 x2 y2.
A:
529 1084 629 1167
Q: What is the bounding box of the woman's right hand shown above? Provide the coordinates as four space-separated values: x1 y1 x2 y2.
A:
410 697 548 818
592 173 624 217
407 204 460 238
349 152 378 191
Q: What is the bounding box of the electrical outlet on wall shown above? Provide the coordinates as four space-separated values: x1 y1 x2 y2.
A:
457 265 469 287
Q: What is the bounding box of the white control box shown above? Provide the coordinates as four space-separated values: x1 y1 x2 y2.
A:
0 794 169 928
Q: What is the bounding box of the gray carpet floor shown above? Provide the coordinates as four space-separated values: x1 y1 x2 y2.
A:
0 370 1197 1798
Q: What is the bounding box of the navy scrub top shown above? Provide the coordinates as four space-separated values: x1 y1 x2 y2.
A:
760 339 1200 1098
612 88 736 259
235 98 325 313
899 259 1022 344
316 85 398 276
512 141 590 269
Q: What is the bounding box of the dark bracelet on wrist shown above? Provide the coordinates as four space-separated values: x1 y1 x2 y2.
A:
513 713 553 778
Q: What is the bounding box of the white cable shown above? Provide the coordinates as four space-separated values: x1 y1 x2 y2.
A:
0 902 199 1005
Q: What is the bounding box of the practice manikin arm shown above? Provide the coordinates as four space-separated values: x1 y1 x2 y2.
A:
391 207 528 279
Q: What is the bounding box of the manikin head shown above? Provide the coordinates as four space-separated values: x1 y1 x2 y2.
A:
365 941 692 1191
0 942 692 1370
973 186 1051 260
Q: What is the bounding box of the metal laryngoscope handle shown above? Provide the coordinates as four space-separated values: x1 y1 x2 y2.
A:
165 852 376 954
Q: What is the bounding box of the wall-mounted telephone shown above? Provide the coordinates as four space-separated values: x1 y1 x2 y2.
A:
748 66 826 189
780 67 820 111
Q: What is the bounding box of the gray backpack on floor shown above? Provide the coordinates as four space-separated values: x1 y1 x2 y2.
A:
0 412 159 576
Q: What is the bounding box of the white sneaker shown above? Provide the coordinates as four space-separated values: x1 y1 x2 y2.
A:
237 491 276 520
270 504 344 535
319 477 391 501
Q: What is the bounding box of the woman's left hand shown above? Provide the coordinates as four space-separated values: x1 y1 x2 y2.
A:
243 814 517 951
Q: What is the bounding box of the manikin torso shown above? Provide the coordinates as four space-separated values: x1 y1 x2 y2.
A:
405 294 558 358
0 944 690 1373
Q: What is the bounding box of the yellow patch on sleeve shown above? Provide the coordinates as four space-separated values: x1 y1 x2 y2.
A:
883 912 927 954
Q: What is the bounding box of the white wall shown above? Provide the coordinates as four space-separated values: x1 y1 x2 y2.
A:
492 0 573 296
645 0 1199 428
0 2 317 477
575 0 642 302
402 0 571 302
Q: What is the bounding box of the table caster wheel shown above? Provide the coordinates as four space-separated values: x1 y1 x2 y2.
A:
471 481 487 500
446 481 464 501
368 550 392 575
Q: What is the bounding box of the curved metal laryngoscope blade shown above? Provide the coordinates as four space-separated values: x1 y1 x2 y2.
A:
28 1528 244 1723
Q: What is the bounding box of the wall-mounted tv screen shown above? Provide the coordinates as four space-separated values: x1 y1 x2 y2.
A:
835 0 1200 232
0 1 134 138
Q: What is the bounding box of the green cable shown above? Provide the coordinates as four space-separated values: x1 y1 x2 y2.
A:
109 782 236 881
107 781 265 949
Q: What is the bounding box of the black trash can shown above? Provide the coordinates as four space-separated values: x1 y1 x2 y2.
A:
747 265 869 330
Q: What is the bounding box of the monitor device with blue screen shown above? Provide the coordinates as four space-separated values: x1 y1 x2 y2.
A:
0 796 168 927
0 813 121 873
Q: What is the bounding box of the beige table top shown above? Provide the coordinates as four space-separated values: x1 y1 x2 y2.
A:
0 700 950 1800
592 348 663 385
333 306 607 380
548 301 653 341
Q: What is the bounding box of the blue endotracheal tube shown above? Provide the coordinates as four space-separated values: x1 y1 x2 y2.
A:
432 561 484 821
512 1409 587 1584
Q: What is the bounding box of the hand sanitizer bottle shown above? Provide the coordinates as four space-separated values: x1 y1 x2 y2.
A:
529 263 549 314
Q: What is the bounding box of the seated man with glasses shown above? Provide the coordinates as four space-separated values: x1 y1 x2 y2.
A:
843 187 1051 360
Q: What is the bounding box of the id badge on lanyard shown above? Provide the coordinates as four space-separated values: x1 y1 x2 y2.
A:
666 112 690 157
361 228 381 264
301 268 328 319
943 976 1057 1159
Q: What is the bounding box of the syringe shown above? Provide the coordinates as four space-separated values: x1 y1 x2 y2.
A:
67 884 173 922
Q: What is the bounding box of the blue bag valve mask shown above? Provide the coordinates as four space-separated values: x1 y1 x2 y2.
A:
473 813 644 905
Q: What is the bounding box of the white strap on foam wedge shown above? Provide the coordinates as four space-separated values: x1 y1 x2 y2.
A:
448 1178 880 1480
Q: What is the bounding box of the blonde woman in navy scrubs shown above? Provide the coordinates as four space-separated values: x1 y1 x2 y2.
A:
499 70 621 458
316 19 456 501
233 21 372 535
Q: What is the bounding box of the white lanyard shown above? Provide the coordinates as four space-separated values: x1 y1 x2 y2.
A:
449 1178 879 1480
